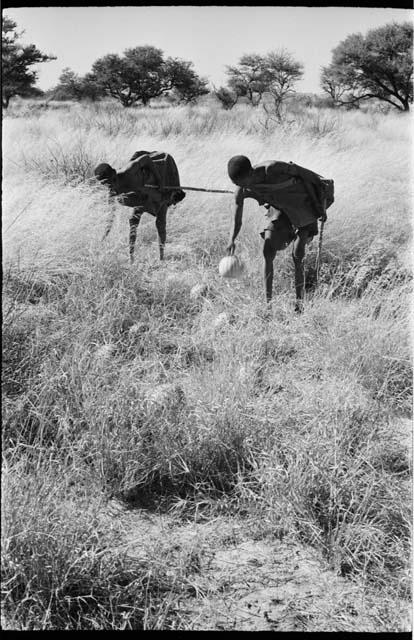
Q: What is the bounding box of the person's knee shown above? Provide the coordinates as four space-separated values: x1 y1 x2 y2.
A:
292 246 305 263
263 239 276 261
292 234 309 262
156 217 166 232
130 209 142 225
156 206 167 224
129 216 139 238
156 223 166 244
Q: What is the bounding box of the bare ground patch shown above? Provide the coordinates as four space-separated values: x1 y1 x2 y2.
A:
105 501 411 632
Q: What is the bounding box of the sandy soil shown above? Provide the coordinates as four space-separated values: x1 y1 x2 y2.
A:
106 500 411 632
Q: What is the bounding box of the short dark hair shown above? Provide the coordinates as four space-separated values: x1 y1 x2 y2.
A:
227 155 252 182
94 163 116 186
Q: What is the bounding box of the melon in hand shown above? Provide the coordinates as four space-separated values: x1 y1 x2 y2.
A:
218 255 244 278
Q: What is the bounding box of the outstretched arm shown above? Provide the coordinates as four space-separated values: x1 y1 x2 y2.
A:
227 189 244 255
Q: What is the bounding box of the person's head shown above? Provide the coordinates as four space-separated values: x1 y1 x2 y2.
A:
227 155 253 186
94 163 117 194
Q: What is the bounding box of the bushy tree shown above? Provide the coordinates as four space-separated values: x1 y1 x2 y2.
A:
166 58 209 103
51 67 105 102
90 46 207 107
213 85 239 110
80 72 107 102
226 53 272 106
321 66 354 105
52 67 83 100
89 47 162 106
2 15 55 108
264 49 304 120
224 49 303 113
321 22 413 111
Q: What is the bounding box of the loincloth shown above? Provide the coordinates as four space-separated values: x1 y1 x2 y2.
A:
260 206 318 249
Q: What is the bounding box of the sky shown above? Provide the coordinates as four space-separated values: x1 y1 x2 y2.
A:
4 6 413 93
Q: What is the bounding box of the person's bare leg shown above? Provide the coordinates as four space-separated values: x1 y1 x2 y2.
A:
292 228 311 312
263 236 277 303
102 205 116 241
129 208 143 263
155 204 167 260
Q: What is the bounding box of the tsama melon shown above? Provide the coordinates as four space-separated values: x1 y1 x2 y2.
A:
218 255 244 278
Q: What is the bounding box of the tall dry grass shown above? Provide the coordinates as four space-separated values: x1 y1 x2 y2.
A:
2 99 412 630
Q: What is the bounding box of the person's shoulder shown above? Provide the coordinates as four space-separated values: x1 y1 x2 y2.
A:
149 151 166 161
130 150 150 162
122 159 138 172
252 160 290 180
251 160 269 173
124 155 148 172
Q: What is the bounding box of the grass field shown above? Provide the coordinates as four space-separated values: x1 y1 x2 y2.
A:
2 98 412 630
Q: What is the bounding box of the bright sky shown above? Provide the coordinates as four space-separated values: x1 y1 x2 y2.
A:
5 6 413 93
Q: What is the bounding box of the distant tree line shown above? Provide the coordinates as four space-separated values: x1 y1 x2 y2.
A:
2 13 412 113
51 47 209 106
214 22 412 114
213 48 304 120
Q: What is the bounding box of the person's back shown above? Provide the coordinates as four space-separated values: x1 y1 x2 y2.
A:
143 151 181 196
111 151 181 215
116 151 183 211
243 160 318 228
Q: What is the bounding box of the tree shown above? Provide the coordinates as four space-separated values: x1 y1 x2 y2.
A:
226 53 272 106
320 65 361 109
79 72 107 102
51 67 105 101
224 50 303 114
321 66 351 105
264 49 304 120
90 46 207 107
2 15 55 108
166 58 209 103
90 53 131 106
90 47 164 107
320 22 413 111
213 85 239 110
52 67 83 100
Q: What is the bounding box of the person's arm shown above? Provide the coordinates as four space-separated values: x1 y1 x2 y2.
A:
227 188 244 255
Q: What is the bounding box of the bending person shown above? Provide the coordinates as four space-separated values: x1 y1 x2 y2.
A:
226 155 327 312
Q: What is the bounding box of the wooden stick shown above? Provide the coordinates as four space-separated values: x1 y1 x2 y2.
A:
315 218 325 284
144 184 234 194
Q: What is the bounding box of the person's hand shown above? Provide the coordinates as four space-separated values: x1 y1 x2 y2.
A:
227 242 235 256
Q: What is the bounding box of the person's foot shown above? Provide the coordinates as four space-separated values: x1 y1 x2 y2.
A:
294 300 304 314
258 301 272 321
